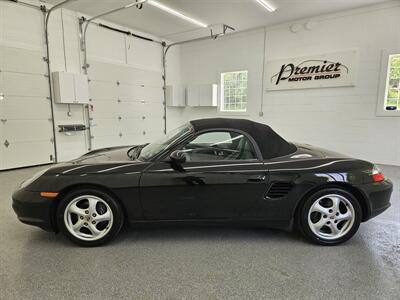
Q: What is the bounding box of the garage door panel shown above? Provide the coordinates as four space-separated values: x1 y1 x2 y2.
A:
88 60 162 86
89 81 118 100
120 118 163 135
0 46 46 74
90 101 120 119
1 72 49 97
56 132 88 162
119 102 163 118
1 2 44 50
91 118 120 136
2 140 54 170
86 25 126 64
0 96 50 119
3 119 53 142
118 84 163 103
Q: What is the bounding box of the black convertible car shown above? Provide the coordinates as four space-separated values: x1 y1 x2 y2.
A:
13 118 392 246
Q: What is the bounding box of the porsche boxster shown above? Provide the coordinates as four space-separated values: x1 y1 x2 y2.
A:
12 118 393 246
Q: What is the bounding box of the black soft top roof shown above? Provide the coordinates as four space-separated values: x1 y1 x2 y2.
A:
190 118 297 159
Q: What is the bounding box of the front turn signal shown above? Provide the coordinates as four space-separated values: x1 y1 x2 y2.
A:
40 192 59 198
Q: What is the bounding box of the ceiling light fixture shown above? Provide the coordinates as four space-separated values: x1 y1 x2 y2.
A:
255 0 276 12
148 0 208 28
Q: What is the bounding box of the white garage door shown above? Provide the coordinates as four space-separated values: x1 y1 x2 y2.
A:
88 60 164 149
0 2 54 170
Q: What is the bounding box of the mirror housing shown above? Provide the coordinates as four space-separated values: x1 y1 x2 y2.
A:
169 150 186 164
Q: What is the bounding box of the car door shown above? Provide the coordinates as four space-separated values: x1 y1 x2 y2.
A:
140 130 268 220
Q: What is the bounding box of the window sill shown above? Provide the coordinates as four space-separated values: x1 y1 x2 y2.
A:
217 111 251 117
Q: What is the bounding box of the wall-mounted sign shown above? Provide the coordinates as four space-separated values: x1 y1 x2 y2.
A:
265 50 358 91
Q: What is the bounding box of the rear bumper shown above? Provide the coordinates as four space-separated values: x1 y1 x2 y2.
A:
356 179 393 221
12 189 55 231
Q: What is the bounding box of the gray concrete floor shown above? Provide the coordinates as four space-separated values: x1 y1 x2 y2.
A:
0 165 399 299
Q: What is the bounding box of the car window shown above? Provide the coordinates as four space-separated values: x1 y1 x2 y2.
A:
181 131 257 161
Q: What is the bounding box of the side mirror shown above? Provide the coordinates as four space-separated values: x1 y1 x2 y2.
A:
169 150 186 164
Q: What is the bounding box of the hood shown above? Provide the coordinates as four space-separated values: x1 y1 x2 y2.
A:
73 146 134 164
46 145 149 175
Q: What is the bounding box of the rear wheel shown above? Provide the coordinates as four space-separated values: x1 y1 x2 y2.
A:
57 189 124 247
297 188 361 245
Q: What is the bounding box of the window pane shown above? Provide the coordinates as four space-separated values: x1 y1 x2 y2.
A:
182 131 257 161
385 54 400 111
221 70 248 112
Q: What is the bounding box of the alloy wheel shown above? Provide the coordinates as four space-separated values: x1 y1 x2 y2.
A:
307 194 355 240
64 195 114 241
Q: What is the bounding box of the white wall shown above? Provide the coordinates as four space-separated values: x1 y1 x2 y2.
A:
176 1 400 166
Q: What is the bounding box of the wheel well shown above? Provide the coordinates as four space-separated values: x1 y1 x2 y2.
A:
51 183 129 232
293 182 370 222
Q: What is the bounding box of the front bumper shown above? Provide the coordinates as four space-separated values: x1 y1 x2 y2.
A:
12 189 56 231
356 179 393 221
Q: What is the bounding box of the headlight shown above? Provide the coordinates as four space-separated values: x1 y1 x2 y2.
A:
20 168 50 189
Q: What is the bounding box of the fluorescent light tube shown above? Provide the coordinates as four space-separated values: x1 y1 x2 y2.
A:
148 0 208 28
255 0 276 12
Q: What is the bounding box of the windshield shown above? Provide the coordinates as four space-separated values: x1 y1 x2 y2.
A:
138 123 193 161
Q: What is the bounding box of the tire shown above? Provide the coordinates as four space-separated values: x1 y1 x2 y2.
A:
297 188 362 246
56 188 124 247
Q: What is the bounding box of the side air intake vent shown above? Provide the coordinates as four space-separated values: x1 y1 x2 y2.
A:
266 182 293 199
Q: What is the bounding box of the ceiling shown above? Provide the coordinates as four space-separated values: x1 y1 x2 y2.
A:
45 0 390 40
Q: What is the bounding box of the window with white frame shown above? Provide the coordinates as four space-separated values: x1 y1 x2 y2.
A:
384 54 400 111
220 71 248 112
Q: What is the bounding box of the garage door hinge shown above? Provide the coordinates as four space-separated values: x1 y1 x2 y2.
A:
142 131 146 135
82 63 90 70
116 80 120 86
1 119 7 124
118 116 122 121
119 132 123 137
44 74 49 78
42 57 49 63
48 118 53 122
4 140 10 148
90 135 94 139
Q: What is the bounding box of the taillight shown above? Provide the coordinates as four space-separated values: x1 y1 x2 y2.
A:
372 166 385 182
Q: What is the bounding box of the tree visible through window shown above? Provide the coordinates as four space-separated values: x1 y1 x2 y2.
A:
385 54 400 111
221 71 248 112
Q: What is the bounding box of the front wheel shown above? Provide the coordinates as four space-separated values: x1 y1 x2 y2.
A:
297 188 362 246
57 189 124 247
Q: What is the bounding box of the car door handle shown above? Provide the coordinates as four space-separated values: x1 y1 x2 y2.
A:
247 175 266 182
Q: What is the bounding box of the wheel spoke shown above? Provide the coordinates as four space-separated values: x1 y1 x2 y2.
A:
337 210 352 222
311 218 326 231
95 210 111 222
330 196 340 212
88 197 98 215
88 223 102 236
312 202 330 215
68 203 85 216
72 218 84 231
328 222 340 235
